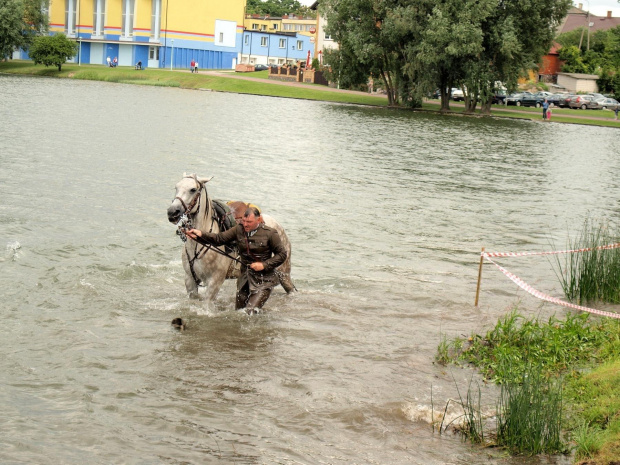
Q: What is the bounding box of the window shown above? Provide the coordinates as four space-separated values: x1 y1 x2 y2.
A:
273 24 278 30
252 23 259 30
295 24 303 31
219 32 224 42
122 0 135 37
149 46 159 60
279 39 285 48
297 40 302 50
324 33 332 40
283 24 292 31
92 0 106 36
261 37 267 47
64 0 76 35
306 25 312 31
244 34 249 45
261 25 267 31
151 0 161 40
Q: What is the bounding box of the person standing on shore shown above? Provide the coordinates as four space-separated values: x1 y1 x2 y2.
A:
542 99 549 120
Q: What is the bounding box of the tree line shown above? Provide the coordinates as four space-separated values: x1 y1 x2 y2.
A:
556 26 620 96
320 0 573 113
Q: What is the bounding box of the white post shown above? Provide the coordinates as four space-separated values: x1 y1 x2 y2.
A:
170 38 174 70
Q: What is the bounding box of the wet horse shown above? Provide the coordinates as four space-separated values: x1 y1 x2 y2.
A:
167 174 295 303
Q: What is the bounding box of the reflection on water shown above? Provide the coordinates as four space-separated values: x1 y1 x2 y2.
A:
0 75 617 464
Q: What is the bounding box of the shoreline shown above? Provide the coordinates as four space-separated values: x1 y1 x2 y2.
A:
2 61 620 128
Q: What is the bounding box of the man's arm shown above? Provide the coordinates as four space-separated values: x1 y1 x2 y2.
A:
185 225 238 246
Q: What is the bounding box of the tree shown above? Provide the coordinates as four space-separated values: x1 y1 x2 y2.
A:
246 0 314 18
0 0 48 58
29 33 77 71
0 0 25 58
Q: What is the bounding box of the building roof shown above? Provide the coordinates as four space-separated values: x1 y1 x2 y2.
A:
559 6 620 34
557 72 599 80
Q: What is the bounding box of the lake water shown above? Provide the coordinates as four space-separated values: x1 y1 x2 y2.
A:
1 74 618 464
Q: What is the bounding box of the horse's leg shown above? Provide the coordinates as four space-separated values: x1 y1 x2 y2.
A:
182 249 200 299
277 255 296 293
203 268 227 303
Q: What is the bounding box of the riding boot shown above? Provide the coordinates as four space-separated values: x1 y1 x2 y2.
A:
245 289 272 314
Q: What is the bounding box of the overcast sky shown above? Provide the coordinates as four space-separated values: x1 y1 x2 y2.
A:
298 1 620 18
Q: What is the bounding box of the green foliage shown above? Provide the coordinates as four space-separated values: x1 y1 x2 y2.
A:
311 57 319 69
551 217 620 305
324 0 571 111
245 0 314 18
28 33 77 71
0 0 48 57
438 308 620 384
556 25 620 78
496 365 565 455
572 421 606 459
0 0 26 57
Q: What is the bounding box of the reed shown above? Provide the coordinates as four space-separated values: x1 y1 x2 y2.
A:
552 217 620 305
496 364 564 455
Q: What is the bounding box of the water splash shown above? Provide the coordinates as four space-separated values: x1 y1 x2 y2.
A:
6 241 21 261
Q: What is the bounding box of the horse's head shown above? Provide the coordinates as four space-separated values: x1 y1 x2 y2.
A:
167 173 212 223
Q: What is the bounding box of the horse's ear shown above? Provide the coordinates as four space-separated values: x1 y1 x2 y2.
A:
198 176 213 184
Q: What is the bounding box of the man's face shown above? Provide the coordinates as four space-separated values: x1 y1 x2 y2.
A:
242 213 260 232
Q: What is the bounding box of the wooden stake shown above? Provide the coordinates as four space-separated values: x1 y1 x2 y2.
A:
475 247 485 307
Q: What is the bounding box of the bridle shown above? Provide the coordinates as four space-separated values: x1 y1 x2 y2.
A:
173 175 234 287
174 174 206 217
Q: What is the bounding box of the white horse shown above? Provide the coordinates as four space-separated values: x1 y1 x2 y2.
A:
167 174 295 302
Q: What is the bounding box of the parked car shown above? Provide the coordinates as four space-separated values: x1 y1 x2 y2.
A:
451 88 465 101
594 98 620 111
506 92 532 106
557 94 577 108
492 91 507 104
253 64 269 71
520 91 553 108
546 93 563 107
568 95 599 109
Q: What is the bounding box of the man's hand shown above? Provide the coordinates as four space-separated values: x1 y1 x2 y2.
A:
250 262 264 272
184 229 202 240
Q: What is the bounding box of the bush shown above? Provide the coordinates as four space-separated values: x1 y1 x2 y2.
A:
29 33 77 71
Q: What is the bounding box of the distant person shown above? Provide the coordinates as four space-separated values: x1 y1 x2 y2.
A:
190 59 195 73
615 106 619 121
194 61 199 73
135 60 142 70
113 57 118 67
542 98 549 120
547 106 551 121
106 56 111 67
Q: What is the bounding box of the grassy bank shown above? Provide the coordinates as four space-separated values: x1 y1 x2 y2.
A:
438 309 620 463
2 61 620 127
0 61 389 106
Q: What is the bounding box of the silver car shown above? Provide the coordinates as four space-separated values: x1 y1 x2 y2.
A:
594 98 619 111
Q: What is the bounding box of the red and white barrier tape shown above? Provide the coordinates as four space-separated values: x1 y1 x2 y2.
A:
484 242 620 258
482 250 620 320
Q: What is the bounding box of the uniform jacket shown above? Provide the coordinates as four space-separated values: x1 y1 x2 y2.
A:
201 223 287 274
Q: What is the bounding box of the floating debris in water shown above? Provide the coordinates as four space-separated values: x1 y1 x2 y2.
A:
171 318 185 331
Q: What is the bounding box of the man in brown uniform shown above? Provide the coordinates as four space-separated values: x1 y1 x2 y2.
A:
184 207 287 314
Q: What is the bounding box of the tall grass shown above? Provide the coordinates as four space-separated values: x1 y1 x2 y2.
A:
552 218 620 304
496 364 564 455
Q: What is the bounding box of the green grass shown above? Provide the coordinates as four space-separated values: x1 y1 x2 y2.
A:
566 359 620 464
551 218 620 305
3 61 620 127
0 61 389 106
438 308 620 461
496 365 565 455
438 309 620 384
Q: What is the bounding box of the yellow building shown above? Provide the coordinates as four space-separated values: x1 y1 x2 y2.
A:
44 0 245 68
